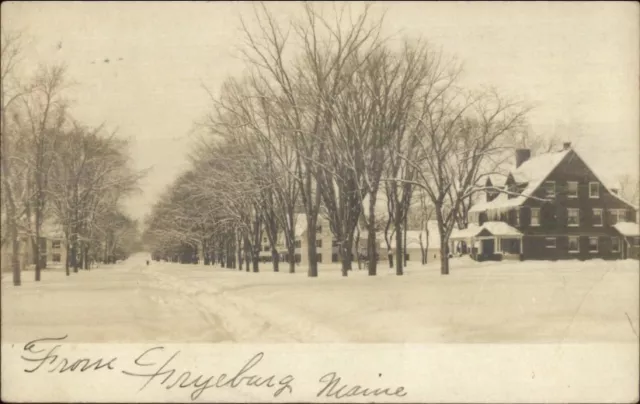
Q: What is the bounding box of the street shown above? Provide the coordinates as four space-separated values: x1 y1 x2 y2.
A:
3 253 638 344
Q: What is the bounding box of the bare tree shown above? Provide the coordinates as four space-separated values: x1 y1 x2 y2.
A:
238 2 385 277
0 29 28 285
13 63 69 281
407 84 529 274
617 173 640 209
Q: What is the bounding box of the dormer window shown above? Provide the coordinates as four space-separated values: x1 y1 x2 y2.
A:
589 182 599 198
543 181 555 198
567 181 578 198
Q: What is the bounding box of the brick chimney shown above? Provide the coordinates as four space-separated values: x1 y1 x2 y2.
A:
515 149 531 168
563 142 571 150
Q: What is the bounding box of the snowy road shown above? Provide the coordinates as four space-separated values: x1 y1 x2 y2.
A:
2 253 639 343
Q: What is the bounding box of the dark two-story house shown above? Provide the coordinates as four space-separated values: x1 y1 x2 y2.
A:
451 142 639 261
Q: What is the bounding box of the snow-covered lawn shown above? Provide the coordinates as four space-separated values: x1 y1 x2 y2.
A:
2 253 638 343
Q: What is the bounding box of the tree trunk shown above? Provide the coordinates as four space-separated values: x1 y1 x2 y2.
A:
65 233 70 276
435 204 450 275
244 237 250 272
403 214 408 268
203 240 210 265
34 207 42 281
252 247 259 273
84 245 90 270
341 234 353 276
272 249 279 272
425 223 430 264
367 196 378 276
288 243 295 273
395 204 403 276
71 231 78 273
306 215 318 277
11 231 21 286
440 244 449 275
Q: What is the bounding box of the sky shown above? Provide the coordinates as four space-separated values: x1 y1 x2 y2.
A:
3 1 639 221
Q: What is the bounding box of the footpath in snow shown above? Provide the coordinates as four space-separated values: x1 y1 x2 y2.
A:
2 253 638 343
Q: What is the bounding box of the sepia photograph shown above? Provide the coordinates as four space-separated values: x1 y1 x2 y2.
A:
1 1 638 402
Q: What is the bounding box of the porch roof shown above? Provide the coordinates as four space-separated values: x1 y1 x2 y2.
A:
613 222 640 237
450 221 522 240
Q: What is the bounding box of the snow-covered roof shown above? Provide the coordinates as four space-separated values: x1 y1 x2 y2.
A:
481 221 523 237
470 147 639 213
450 222 521 239
470 149 570 213
613 222 640 237
41 221 65 240
362 221 442 249
450 224 482 240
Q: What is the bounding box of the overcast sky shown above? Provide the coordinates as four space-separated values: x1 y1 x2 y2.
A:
3 1 638 220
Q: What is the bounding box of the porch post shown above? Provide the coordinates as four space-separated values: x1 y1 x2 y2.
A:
519 236 523 255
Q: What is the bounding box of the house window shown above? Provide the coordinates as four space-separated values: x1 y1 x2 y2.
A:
567 181 578 198
592 209 603 226
332 239 339 247
568 236 579 253
263 237 267 243
52 240 61 249
567 208 579 227
316 226 322 233
611 237 620 253
332 253 339 262
609 209 626 225
294 240 301 248
514 209 520 226
543 181 556 198
589 182 599 198
263 245 270 252
294 253 301 263
52 253 61 263
588 237 598 253
316 253 322 263
634 237 640 247
316 240 322 248
531 208 540 226
545 237 556 248
618 209 627 223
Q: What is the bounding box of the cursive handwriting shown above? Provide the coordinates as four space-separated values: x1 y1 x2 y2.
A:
120 347 294 401
317 372 407 399
21 335 118 373
18 336 410 401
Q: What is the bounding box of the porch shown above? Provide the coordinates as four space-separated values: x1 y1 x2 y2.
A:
450 222 523 262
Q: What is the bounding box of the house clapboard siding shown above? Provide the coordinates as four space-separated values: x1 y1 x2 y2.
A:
463 143 638 261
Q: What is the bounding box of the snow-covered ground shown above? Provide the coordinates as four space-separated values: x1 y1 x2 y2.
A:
2 253 638 343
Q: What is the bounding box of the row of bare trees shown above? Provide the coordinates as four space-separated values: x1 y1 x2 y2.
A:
1 30 144 286
143 3 531 277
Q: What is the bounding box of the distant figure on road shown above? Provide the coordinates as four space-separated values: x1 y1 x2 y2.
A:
146 260 149 266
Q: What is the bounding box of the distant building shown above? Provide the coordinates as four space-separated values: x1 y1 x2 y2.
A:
377 222 442 263
451 142 639 261
1 221 67 272
258 214 334 265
